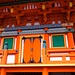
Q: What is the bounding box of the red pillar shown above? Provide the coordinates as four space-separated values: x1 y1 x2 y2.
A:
1 68 6 75
44 28 49 49
15 36 20 64
67 32 75 60
67 32 74 48
44 34 49 49
42 68 48 75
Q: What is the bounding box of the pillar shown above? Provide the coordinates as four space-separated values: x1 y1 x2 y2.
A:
1 68 6 75
42 68 48 75
45 34 49 48
42 48 47 64
44 28 49 49
67 32 74 48
15 36 21 64
67 32 75 60
43 32 49 64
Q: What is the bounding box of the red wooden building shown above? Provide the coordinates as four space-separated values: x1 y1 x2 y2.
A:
0 0 75 75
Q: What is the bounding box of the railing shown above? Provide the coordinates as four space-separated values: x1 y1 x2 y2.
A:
0 48 75 64
45 48 75 64
0 50 18 64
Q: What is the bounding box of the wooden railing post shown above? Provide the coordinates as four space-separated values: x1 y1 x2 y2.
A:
42 48 47 64
2 50 8 64
42 40 47 64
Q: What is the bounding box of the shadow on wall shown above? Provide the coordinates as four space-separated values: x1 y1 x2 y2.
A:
7 72 42 75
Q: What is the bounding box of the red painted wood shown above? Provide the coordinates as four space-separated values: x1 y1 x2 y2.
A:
24 39 31 63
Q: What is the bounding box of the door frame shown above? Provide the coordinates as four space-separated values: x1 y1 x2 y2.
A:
21 34 44 63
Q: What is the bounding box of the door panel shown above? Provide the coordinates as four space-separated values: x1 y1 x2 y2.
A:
33 38 41 63
24 39 31 63
23 36 42 63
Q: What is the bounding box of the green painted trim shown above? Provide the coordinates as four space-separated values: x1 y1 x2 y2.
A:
52 35 65 47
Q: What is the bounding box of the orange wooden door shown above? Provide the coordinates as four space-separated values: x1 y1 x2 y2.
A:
23 36 41 63
23 39 31 63
33 38 41 63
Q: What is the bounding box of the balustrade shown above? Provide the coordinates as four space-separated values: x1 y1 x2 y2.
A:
0 48 75 64
46 48 75 64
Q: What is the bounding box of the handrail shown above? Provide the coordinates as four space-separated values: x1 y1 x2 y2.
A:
0 50 18 64
48 54 75 57
0 50 18 54
46 48 75 64
47 48 75 53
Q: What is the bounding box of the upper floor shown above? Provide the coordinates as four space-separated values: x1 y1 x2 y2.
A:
0 0 75 28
